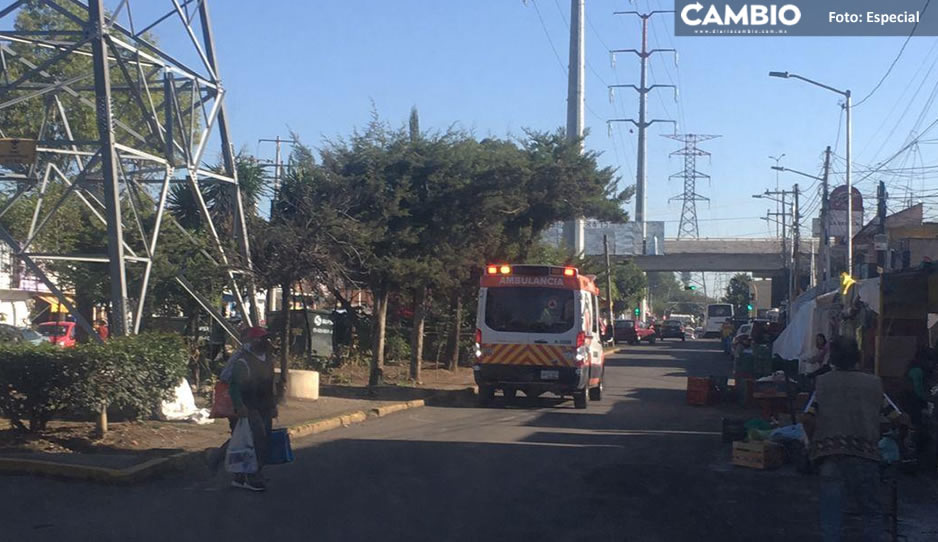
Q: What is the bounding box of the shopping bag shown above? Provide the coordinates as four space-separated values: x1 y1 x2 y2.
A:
209 381 236 419
267 428 294 465
225 419 258 474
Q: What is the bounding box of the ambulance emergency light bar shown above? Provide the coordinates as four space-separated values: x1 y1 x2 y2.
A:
485 264 578 278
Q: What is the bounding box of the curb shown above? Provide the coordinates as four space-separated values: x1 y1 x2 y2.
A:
0 396 435 485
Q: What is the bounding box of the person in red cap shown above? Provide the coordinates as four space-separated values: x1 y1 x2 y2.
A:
219 326 275 491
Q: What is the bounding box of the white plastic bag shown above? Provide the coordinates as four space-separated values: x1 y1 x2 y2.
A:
225 418 258 474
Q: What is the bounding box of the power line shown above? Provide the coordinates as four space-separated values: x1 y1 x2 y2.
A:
530 0 567 77
853 0 931 108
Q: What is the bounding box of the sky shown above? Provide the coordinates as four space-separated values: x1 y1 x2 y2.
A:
191 0 938 241
10 1 938 241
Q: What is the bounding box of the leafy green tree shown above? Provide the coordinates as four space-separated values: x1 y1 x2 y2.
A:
723 273 753 316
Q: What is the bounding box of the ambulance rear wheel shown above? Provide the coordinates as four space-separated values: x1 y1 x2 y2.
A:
573 390 589 409
478 385 495 406
503 387 518 403
589 380 603 402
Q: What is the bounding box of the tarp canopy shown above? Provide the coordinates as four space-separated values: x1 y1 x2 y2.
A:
773 297 817 365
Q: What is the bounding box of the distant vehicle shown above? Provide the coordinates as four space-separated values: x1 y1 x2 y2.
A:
668 313 695 327
614 319 657 345
704 303 734 338
37 321 77 348
474 264 606 409
659 319 686 341
0 324 44 345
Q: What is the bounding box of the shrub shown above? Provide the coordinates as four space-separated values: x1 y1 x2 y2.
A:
384 332 411 363
74 333 188 420
0 333 188 432
0 344 81 431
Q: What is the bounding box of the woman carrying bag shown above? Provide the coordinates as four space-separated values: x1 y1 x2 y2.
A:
214 326 276 492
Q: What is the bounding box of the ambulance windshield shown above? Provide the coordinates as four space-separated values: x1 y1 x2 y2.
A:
485 287 575 334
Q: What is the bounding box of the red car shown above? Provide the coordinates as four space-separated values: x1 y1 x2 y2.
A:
613 319 657 345
37 321 77 348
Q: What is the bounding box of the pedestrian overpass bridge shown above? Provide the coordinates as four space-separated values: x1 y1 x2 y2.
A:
615 238 812 274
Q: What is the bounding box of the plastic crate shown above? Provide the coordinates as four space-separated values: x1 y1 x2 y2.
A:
687 376 712 392
687 388 712 406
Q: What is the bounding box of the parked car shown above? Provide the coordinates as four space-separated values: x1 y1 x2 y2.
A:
659 319 686 341
0 323 45 345
613 319 657 345
37 321 77 348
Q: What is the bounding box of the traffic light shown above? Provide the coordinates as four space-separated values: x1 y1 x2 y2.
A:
747 304 753 312
633 307 640 316
684 285 697 291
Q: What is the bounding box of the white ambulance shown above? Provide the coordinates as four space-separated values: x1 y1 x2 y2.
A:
474 264 606 409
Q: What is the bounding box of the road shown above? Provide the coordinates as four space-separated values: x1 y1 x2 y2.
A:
3 340 935 541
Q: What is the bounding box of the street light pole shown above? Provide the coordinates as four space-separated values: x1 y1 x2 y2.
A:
768 70 852 275
845 90 853 273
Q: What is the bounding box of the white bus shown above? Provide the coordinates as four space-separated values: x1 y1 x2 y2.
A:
704 303 734 338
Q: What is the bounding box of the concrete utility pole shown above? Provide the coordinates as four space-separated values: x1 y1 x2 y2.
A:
608 9 676 256
563 0 586 257
604 234 615 324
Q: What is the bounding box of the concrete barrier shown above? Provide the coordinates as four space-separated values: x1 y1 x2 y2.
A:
274 369 320 400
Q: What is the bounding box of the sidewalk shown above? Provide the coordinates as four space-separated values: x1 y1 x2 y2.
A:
0 376 476 483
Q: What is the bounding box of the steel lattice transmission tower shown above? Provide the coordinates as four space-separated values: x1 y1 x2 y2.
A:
665 134 720 295
0 0 258 339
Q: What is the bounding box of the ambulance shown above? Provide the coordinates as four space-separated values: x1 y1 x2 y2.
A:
473 264 606 409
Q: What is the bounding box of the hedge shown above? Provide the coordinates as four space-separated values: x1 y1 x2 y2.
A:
0 333 188 432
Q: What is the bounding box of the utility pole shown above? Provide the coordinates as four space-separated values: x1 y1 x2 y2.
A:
258 137 298 320
563 0 585 257
770 154 786 237
876 180 888 274
820 147 832 284
792 183 801 298
608 9 676 256
755 189 796 305
604 234 615 325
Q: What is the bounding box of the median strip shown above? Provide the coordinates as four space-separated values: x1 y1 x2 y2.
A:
0 397 431 484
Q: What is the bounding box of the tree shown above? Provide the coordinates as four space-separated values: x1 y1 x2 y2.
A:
250 142 364 392
723 273 753 316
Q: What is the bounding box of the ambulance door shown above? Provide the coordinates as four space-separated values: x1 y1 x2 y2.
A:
589 292 604 382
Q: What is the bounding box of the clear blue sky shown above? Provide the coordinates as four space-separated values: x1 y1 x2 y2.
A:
135 1 938 238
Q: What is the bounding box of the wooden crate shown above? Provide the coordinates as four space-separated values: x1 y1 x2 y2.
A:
732 440 784 470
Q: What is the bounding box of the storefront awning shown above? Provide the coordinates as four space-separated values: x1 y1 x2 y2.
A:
36 294 73 314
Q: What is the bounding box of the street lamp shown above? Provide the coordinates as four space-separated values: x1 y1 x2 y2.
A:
769 70 852 273
771 165 822 182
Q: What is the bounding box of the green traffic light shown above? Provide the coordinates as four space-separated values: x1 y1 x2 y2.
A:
633 308 640 315
747 304 753 311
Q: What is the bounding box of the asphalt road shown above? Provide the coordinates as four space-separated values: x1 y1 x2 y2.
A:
3 339 935 541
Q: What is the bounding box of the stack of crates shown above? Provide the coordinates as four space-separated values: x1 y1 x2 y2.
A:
753 345 772 378
686 376 712 406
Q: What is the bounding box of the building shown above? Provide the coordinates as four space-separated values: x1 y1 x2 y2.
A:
852 204 938 278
